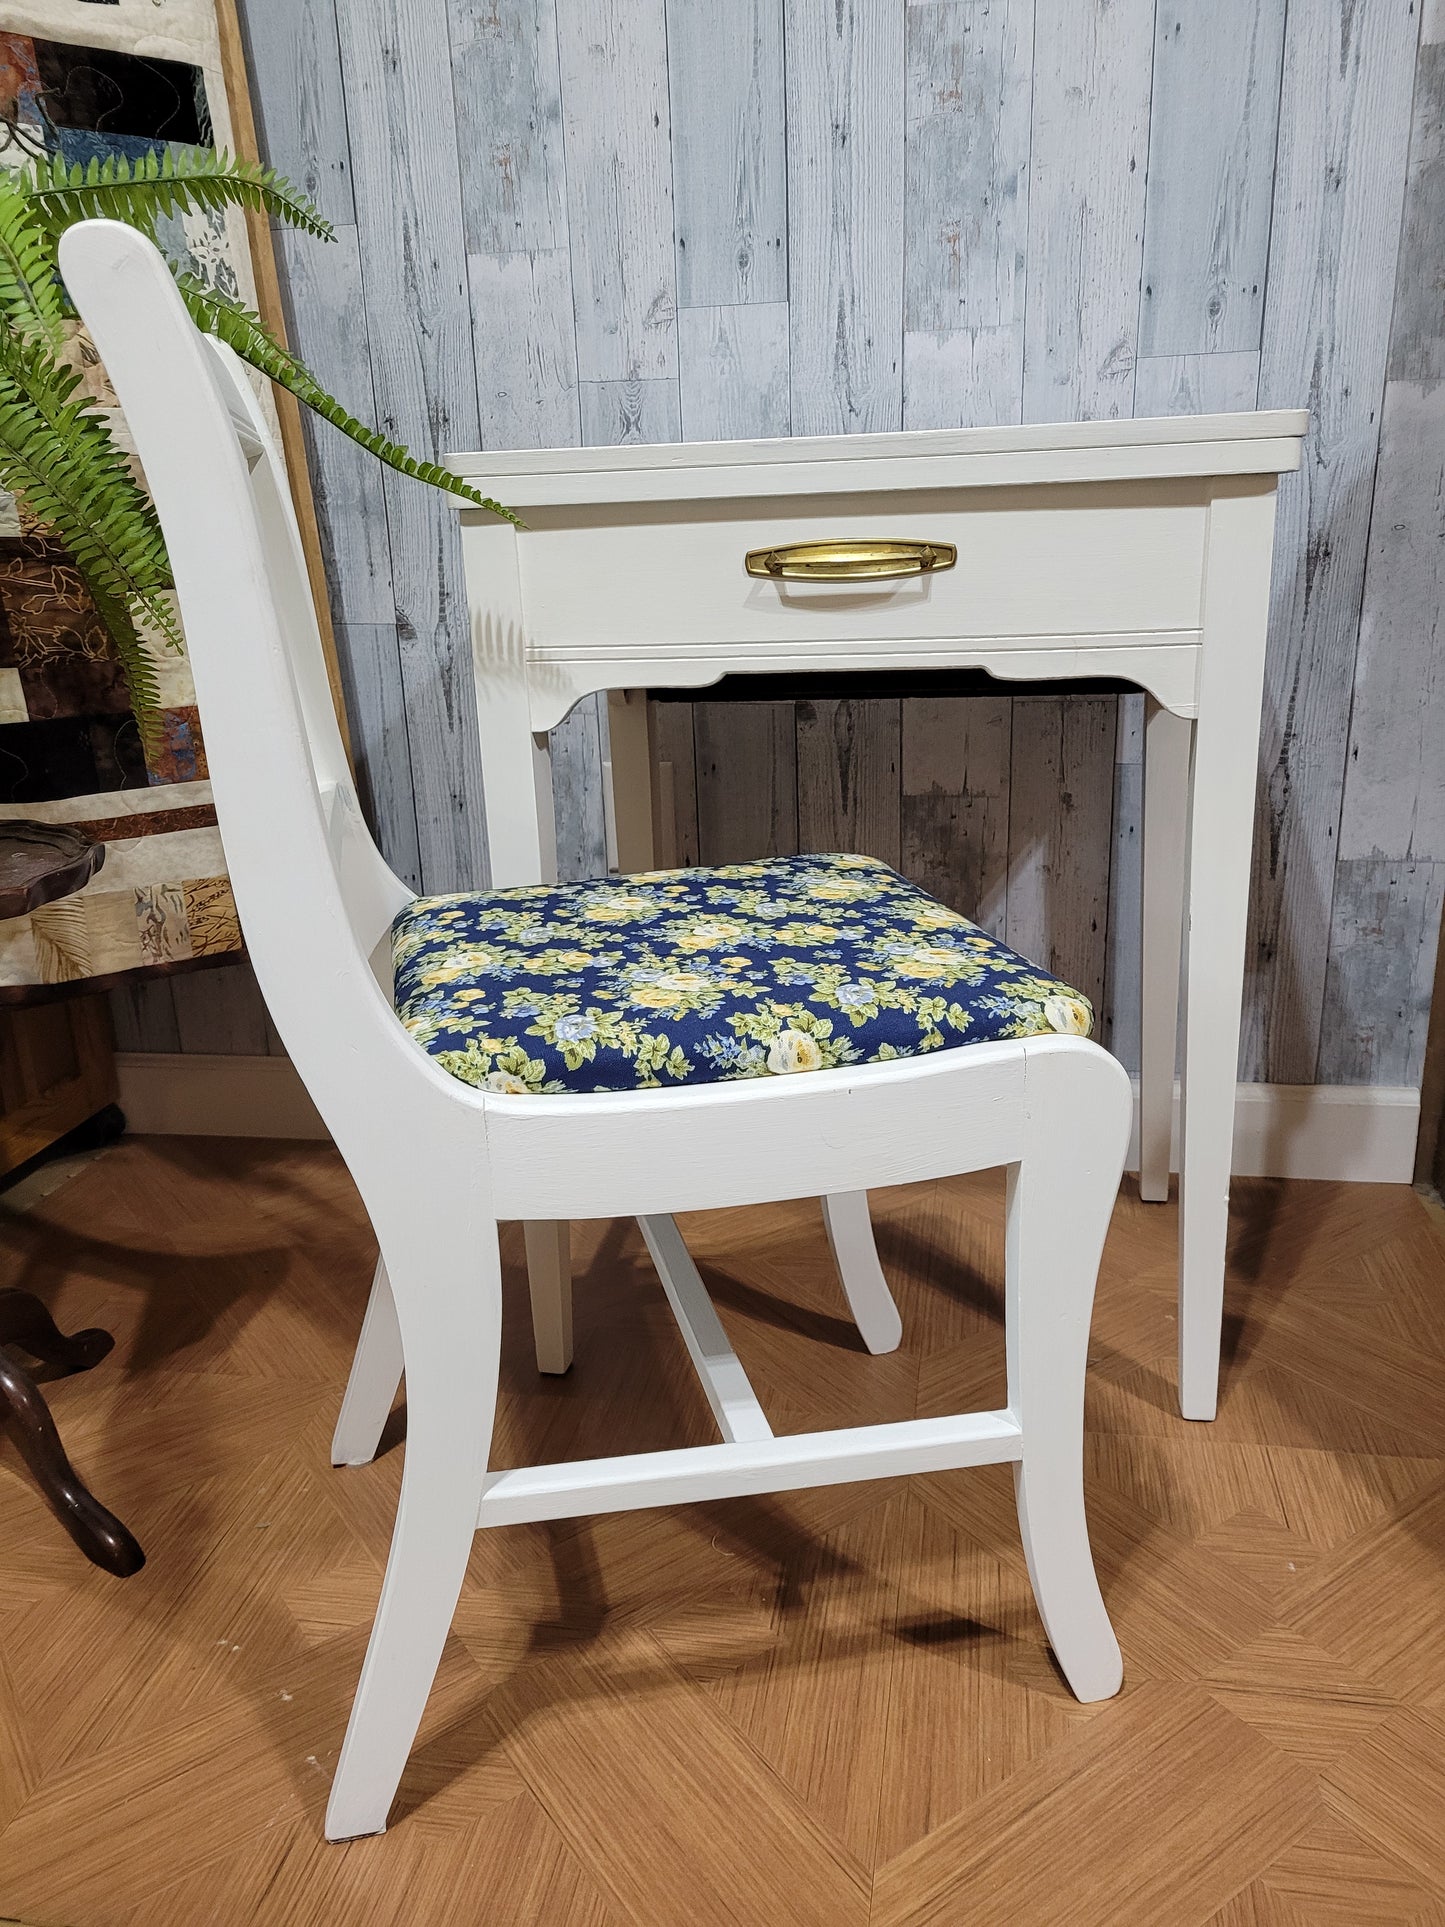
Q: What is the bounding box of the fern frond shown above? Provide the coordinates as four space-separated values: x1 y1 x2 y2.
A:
0 333 181 732
174 276 522 526
20 147 334 243
74 579 163 736
0 175 64 343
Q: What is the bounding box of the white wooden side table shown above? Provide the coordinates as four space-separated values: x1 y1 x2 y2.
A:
451 412 1307 1420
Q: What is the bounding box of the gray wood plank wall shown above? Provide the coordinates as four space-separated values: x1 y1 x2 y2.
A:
120 0 1445 1093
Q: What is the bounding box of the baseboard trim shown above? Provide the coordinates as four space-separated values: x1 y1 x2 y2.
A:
115 1052 1421 1184
1124 1077 1419 1184
116 1051 327 1141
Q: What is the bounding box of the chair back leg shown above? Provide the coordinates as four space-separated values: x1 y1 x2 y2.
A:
518 1201 898 1380
326 1217 504 1841
1006 1044 1131 1702
523 1220 574 1373
821 1190 903 1354
331 1256 403 1467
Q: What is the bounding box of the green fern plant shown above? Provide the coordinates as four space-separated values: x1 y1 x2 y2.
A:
0 145 516 739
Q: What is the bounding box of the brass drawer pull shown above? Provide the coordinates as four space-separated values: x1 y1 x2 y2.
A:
744 537 958 581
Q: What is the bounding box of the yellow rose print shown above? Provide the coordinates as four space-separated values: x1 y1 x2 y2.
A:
1043 995 1092 1036
391 851 1098 1098
628 970 716 1008
674 917 743 948
767 1029 824 1074
891 944 965 979
584 892 654 921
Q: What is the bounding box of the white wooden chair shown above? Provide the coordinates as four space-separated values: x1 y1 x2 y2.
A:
63 219 1132 1842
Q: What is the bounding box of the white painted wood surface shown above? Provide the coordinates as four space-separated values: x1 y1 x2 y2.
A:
477 1408 1026 1529
637 1215 775 1443
69 219 1131 1839
1104 693 1145 1071
820 1190 904 1356
331 1258 403 1467
453 411 1308 492
170 1 1445 1113
1138 700 1191 1201
521 1219 573 1376
1178 480 1281 1419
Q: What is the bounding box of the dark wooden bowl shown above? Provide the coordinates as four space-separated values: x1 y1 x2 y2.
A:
0 820 104 920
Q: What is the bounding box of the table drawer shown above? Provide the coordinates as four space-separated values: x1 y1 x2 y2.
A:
516 479 1208 660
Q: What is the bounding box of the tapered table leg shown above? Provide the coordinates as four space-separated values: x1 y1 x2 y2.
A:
1177 481 1278 1420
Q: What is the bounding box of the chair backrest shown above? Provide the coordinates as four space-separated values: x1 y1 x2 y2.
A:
59 220 442 1142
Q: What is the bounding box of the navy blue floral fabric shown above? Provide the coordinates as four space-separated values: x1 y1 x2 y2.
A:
391 852 1093 1096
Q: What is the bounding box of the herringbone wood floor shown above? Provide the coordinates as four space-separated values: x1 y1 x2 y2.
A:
0 1139 1443 1925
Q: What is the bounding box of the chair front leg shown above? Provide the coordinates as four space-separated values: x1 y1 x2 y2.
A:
326 1220 502 1841
331 1256 402 1467
821 1191 902 1354
1006 1041 1130 1703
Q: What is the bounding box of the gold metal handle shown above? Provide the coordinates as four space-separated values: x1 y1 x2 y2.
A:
744 537 958 581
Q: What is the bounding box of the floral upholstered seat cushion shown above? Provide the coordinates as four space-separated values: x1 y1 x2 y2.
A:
391 853 1093 1096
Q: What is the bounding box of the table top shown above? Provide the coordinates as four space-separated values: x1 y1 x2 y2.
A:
0 821 104 920
449 410 1310 508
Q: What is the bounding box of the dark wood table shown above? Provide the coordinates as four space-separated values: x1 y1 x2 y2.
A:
0 821 143 1576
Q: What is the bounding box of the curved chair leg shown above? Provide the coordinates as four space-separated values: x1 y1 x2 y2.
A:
820 1191 902 1355
331 1257 403 1467
326 1227 502 1841
1006 1044 1130 1702
523 1220 572 1374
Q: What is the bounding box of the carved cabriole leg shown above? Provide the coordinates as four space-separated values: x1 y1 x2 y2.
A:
0 1286 113 1372
0 1343 143 1576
